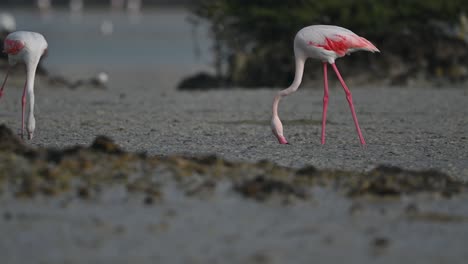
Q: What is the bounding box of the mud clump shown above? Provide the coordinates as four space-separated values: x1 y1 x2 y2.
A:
347 165 465 197
295 165 466 198
406 211 468 223
235 176 308 201
0 124 35 156
0 124 466 202
90 136 123 154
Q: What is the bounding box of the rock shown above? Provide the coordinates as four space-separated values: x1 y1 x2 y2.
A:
347 165 464 197
0 124 35 156
235 175 308 201
177 72 225 90
90 136 123 154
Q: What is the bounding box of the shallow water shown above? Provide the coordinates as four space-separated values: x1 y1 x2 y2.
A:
5 7 213 70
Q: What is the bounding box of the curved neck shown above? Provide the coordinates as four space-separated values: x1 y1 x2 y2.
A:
26 63 38 91
25 59 39 117
273 56 305 117
288 56 305 93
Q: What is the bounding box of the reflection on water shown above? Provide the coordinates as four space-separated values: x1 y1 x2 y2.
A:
5 8 213 71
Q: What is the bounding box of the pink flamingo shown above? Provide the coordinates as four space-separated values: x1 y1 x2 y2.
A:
272 25 379 145
1 31 48 139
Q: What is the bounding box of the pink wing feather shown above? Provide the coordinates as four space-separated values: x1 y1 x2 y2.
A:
302 25 379 56
3 39 25 55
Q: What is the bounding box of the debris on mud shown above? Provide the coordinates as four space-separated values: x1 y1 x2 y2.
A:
0 125 466 202
405 210 468 223
235 176 308 201
295 165 466 198
0 124 34 155
347 165 465 197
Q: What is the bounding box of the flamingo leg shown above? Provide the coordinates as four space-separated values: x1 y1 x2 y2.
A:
0 66 9 99
331 63 366 145
21 79 27 139
321 62 329 145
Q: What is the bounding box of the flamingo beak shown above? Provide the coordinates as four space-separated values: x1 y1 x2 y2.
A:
271 116 289 145
276 135 289 144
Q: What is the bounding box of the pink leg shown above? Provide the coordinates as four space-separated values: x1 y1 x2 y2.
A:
331 63 366 145
0 66 9 99
21 80 27 139
321 62 329 145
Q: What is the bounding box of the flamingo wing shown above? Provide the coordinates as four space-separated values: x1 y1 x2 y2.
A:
301 25 379 56
3 38 25 55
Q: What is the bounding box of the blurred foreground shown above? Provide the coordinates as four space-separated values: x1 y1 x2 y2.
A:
1 123 468 263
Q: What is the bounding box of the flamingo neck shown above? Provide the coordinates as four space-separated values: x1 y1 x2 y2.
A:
26 62 38 93
273 56 305 117
26 60 39 117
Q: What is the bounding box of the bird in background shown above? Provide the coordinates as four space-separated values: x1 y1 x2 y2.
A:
271 25 379 145
1 31 48 140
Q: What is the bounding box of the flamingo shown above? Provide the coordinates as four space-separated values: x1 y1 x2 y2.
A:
111 0 125 11
37 0 53 19
69 0 84 21
271 25 379 145
0 31 48 140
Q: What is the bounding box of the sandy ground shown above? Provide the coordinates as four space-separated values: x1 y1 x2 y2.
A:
1 66 468 264
5 66 466 178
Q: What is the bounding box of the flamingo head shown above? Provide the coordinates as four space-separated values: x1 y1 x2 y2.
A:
271 115 289 144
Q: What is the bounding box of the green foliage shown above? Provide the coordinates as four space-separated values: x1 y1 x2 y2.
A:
190 0 467 87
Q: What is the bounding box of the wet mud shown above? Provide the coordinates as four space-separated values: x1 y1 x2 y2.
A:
1 124 465 201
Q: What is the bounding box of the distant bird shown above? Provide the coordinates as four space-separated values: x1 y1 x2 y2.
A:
0 13 16 33
127 0 142 14
0 13 16 61
69 0 84 13
69 0 84 21
127 0 142 24
271 25 379 145
1 31 48 140
111 0 125 11
100 20 114 36
37 0 52 11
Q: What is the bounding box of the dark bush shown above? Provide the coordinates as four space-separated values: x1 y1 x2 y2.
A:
182 0 468 88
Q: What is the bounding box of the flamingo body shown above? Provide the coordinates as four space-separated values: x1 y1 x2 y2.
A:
295 25 379 63
1 31 48 139
272 25 379 145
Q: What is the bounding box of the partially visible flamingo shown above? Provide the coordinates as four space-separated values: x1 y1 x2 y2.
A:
1 31 48 140
272 25 379 145
111 0 125 11
69 0 84 21
37 0 53 19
